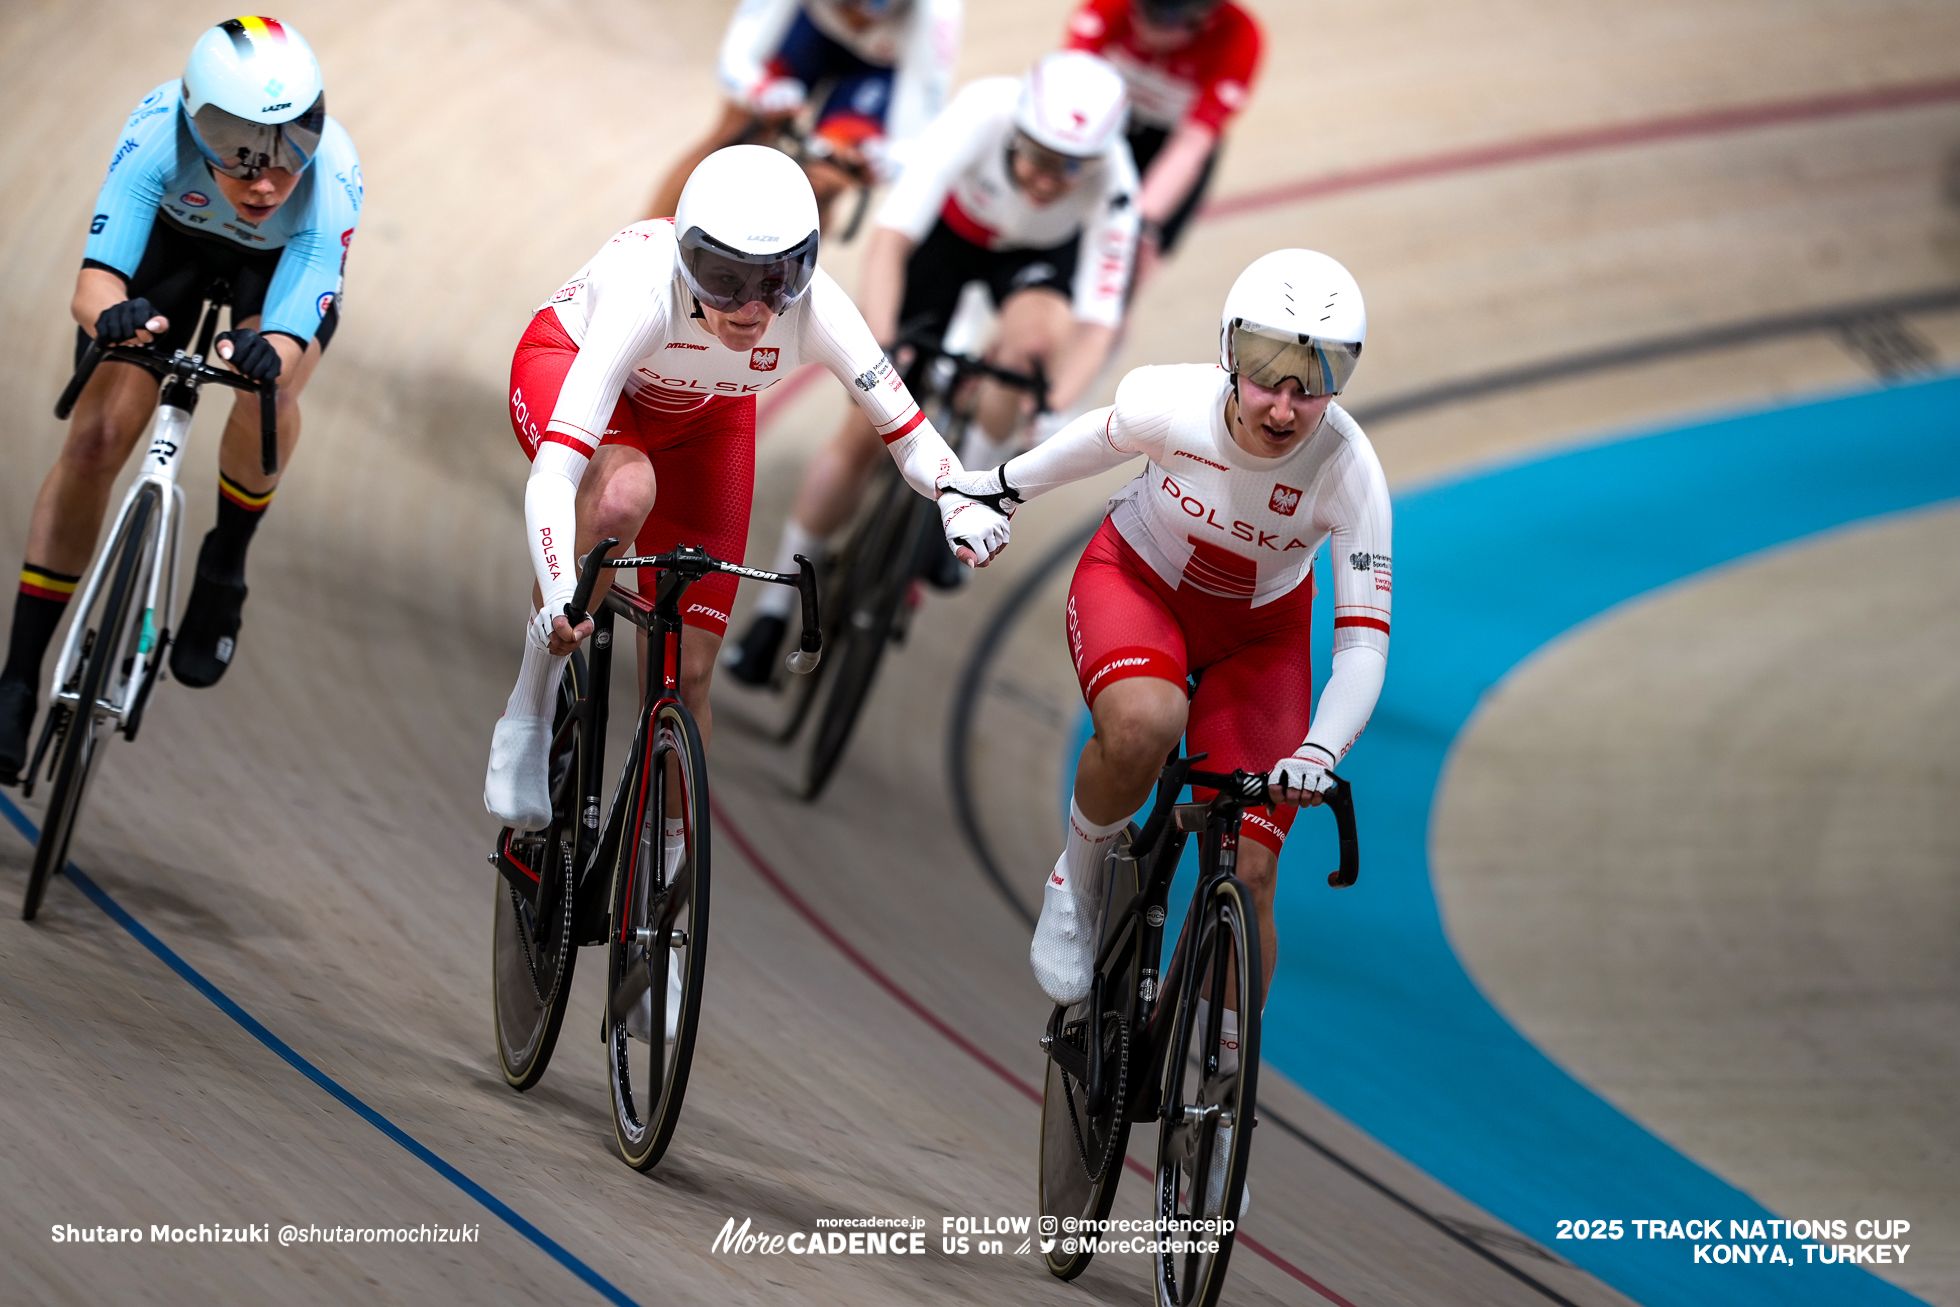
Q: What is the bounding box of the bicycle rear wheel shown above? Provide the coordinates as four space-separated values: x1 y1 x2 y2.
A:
1039 834 1142 1279
1153 874 1262 1307
491 650 588 1090
802 475 928 799
23 486 157 920
605 697 710 1171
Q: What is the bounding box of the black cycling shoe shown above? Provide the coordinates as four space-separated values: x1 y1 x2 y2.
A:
722 613 788 687
0 679 34 787
921 526 967 591
169 571 248 688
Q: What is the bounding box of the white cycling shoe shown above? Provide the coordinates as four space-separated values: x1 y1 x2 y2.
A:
484 715 553 830
1031 854 1104 1006
624 951 684 1045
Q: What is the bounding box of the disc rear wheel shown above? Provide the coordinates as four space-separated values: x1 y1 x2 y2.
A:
1039 836 1142 1279
491 650 586 1090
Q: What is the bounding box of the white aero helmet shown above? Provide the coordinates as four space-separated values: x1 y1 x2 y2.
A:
1219 249 1366 396
1014 51 1128 159
182 17 326 178
674 145 821 314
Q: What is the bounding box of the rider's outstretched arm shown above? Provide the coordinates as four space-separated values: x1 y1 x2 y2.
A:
884 0 964 175
1289 423 1393 779
717 0 801 106
946 366 1175 508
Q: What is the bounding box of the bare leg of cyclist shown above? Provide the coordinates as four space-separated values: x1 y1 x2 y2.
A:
645 101 755 221
973 288 1070 463
1031 676 1188 1004
726 408 883 683
171 329 324 688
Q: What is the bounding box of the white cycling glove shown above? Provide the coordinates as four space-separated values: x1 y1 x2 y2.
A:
944 466 1024 518
744 76 807 117
939 491 1011 567
1269 743 1337 806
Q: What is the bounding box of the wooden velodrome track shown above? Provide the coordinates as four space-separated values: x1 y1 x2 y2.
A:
2 1 1956 1303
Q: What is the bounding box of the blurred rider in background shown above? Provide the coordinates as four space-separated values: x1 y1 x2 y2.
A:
646 0 963 230
0 16 360 786
724 51 1140 684
1064 0 1262 290
485 146 1006 833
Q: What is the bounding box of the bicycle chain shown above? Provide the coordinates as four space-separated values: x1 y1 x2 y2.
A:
1060 1007 1129 1185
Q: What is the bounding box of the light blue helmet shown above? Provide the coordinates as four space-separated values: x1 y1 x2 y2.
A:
181 17 326 177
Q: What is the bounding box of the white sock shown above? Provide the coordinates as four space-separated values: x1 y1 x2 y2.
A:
1194 999 1243 1077
662 816 686 878
754 520 824 619
504 612 569 721
1060 797 1126 905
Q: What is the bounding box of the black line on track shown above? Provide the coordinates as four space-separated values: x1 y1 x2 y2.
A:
934 285 1960 1306
1347 285 1960 425
1256 1104 1586 1307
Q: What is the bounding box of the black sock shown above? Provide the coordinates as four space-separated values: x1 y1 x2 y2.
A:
201 472 274 583
2 565 81 690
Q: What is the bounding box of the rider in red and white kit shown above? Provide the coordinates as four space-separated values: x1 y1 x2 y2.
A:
485 145 1008 830
726 52 1141 682
946 250 1390 1032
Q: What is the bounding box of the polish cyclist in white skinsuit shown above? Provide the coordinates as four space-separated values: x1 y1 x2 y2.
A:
484 145 1008 833
946 250 1392 1210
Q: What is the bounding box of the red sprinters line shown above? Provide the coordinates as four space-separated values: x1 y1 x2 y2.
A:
710 794 1359 1307
1202 75 1960 223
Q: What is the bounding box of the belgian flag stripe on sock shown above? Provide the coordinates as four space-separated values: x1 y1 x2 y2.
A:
19 565 81 602
218 472 275 512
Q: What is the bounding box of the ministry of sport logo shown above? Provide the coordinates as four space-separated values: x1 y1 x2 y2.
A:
749 347 779 372
1268 484 1302 516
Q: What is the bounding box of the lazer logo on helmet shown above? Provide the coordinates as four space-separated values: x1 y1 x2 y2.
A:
261 101 292 113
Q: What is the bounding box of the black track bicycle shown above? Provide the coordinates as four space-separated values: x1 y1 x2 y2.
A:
1037 752 1359 1307
778 325 1045 799
19 281 278 919
489 539 820 1171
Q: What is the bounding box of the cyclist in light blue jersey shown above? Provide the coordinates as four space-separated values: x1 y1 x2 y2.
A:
0 16 361 785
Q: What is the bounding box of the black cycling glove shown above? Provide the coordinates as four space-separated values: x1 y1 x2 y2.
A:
215 328 282 384
94 297 160 345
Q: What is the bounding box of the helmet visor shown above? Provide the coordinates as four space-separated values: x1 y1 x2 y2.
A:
1135 0 1221 28
189 93 326 178
1010 130 1098 180
1231 321 1361 396
677 225 819 314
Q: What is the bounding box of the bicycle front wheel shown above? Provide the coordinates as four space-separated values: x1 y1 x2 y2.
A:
802 478 928 799
491 650 588 1090
1153 874 1262 1307
23 486 157 920
605 697 710 1171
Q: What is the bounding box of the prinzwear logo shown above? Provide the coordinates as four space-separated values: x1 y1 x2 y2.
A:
1269 484 1302 516
666 341 708 350
750 347 779 372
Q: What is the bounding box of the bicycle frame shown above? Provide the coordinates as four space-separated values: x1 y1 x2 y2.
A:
43 294 242 736
1045 752 1359 1125
495 542 823 943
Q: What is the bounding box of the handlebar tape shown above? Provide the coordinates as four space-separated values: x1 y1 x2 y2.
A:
1324 772 1360 887
786 553 824 674
565 536 619 628
55 339 106 420
258 385 279 476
